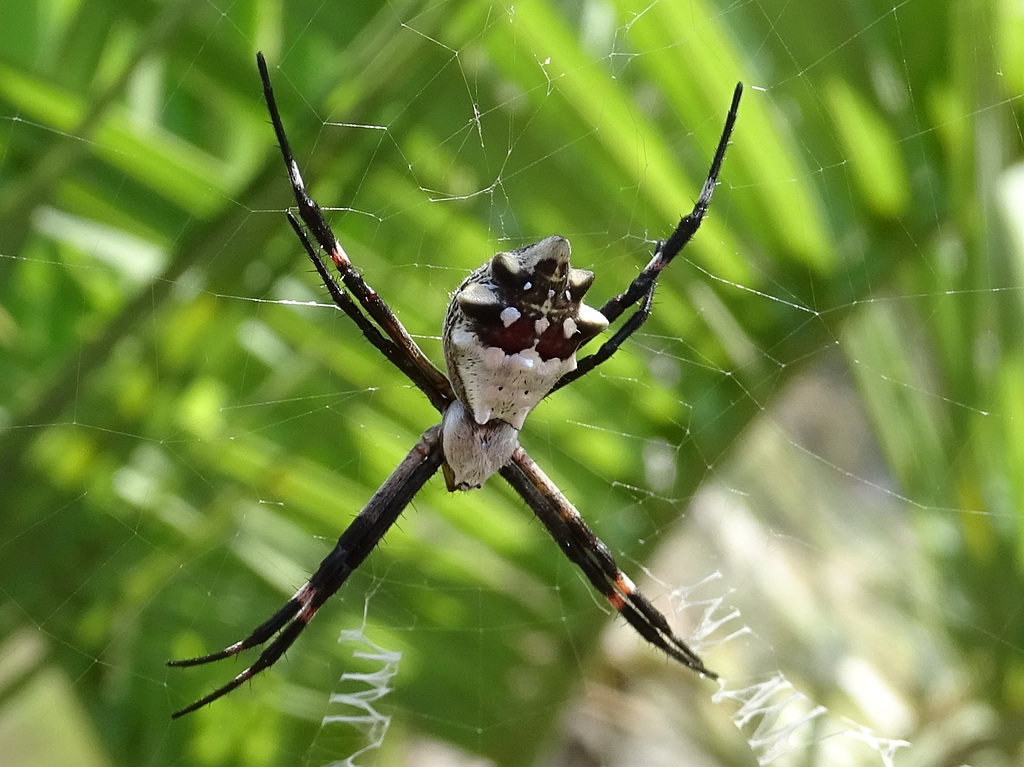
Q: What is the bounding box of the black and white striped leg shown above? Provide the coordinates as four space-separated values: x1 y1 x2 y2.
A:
548 84 742 395
599 82 742 326
550 285 656 394
256 52 454 409
168 425 445 717
285 212 451 411
501 448 714 677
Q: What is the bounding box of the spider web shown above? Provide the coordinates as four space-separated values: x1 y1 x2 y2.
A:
0 1 1021 766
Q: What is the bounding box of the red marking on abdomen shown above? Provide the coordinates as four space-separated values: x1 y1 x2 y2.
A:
535 323 579 361
477 316 536 355
476 315 582 361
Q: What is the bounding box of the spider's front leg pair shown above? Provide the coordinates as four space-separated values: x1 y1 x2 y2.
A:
168 52 740 718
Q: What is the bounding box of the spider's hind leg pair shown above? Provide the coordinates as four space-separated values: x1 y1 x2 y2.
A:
168 51 741 718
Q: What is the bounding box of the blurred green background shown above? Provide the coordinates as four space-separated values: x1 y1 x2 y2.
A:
1 0 1022 765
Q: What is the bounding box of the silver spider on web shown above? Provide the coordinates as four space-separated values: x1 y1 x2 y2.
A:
168 51 742 718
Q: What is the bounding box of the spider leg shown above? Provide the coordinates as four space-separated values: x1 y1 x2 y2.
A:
256 52 454 411
554 83 742 394
286 212 453 408
168 425 444 718
548 285 655 394
501 448 715 677
599 82 742 325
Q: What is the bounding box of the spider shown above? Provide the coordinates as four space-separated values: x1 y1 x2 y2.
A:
168 51 742 718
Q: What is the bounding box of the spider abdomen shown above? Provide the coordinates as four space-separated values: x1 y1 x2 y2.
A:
447 326 573 428
442 235 608 430
440 400 519 490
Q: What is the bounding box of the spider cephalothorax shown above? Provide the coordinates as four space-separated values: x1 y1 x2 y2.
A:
167 52 742 719
440 235 609 490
